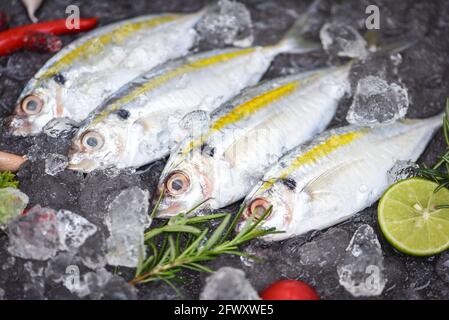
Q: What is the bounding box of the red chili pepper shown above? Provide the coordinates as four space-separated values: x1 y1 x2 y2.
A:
0 11 9 32
0 17 97 56
261 279 320 300
24 32 62 53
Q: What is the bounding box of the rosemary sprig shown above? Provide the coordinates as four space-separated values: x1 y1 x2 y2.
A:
418 99 449 190
131 204 280 286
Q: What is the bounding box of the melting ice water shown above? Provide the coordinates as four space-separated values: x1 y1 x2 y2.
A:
346 76 409 126
387 160 419 185
200 267 260 300
196 0 254 48
319 22 368 59
337 224 387 297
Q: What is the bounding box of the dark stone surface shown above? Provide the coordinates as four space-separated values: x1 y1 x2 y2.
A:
0 0 448 300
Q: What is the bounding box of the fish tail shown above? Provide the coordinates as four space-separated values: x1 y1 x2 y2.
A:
404 110 445 131
364 29 417 55
274 0 321 54
425 100 449 128
275 20 319 54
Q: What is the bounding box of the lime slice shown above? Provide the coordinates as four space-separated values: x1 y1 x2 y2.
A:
378 178 449 256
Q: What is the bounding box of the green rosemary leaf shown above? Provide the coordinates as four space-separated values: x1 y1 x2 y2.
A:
183 198 212 216
150 189 164 219
186 213 229 224
133 201 278 286
187 263 213 273
200 214 231 252
168 235 176 261
179 229 209 258
144 224 201 241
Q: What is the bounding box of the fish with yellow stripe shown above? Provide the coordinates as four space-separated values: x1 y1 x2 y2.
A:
67 16 318 172
239 114 443 241
6 10 207 136
154 64 351 217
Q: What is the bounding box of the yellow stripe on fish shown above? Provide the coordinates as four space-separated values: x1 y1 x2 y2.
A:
92 48 256 124
260 129 369 191
181 80 302 155
211 82 300 131
37 15 181 80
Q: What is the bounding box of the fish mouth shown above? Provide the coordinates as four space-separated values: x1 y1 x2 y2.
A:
67 158 97 172
154 201 184 218
3 115 39 137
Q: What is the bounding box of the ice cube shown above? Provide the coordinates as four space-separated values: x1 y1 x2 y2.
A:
200 267 260 300
319 22 368 59
71 268 137 300
45 153 68 176
7 206 60 261
298 228 350 269
0 187 29 228
71 268 112 298
196 0 254 48
56 210 97 252
387 160 419 185
105 187 151 267
6 205 96 261
337 224 387 297
346 76 409 126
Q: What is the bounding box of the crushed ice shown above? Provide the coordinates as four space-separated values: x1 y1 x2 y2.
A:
337 224 387 297
56 210 97 252
346 76 409 126
196 0 254 47
44 153 68 176
7 205 97 261
105 187 151 268
319 22 368 59
200 267 260 300
387 160 419 185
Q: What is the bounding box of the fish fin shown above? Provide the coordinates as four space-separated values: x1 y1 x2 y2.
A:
179 110 210 134
303 159 362 196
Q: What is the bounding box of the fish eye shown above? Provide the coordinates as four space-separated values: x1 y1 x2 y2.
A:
246 198 272 220
21 95 43 115
81 131 104 151
165 171 190 196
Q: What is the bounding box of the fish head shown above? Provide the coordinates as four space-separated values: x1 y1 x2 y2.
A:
5 79 62 136
237 177 307 241
155 150 214 217
67 114 129 172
